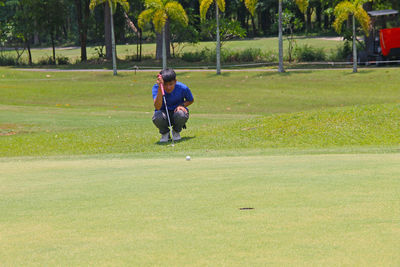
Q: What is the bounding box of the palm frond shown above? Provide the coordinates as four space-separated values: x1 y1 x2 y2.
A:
89 0 129 13
145 0 163 10
240 0 257 16
138 9 155 29
333 1 354 33
152 9 167 33
295 0 308 14
354 4 370 35
89 0 106 10
166 2 188 26
199 0 213 21
115 0 130 12
355 0 370 6
216 0 225 12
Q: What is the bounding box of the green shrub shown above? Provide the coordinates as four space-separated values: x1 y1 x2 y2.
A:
238 48 263 62
263 50 278 62
294 45 326 62
181 47 276 63
37 56 55 65
0 53 17 66
125 54 154 61
328 41 351 61
56 55 69 65
181 49 208 62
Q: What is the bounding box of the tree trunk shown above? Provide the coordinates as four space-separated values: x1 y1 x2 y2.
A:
162 26 167 70
260 9 269 35
237 2 247 29
323 5 329 30
34 32 39 45
251 15 257 37
26 37 32 65
82 0 90 60
124 11 139 34
156 33 162 60
138 28 142 61
156 20 170 60
278 0 284 73
51 32 56 64
306 7 312 33
104 2 112 60
315 2 322 30
216 1 221 75
75 0 88 61
352 15 357 73
110 3 117 75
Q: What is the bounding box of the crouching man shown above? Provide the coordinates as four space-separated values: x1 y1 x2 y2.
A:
152 69 194 142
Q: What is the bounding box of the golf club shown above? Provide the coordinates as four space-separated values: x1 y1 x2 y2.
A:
158 74 174 147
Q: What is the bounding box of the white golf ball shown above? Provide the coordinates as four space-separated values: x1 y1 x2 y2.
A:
186 156 191 161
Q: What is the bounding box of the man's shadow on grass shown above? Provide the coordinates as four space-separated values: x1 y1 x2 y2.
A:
155 136 196 146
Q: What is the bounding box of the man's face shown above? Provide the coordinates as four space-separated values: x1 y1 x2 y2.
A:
164 80 176 94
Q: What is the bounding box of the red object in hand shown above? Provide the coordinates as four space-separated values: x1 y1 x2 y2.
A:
380 27 400 56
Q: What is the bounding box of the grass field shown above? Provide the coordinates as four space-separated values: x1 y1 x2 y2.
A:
2 154 399 266
2 37 342 66
1 67 400 265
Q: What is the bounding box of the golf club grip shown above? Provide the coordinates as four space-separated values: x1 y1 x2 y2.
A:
158 74 165 96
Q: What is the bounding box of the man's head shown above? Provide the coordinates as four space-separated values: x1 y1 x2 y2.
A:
160 68 176 93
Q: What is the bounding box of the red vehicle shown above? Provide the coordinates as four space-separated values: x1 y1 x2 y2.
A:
379 27 400 57
362 9 400 64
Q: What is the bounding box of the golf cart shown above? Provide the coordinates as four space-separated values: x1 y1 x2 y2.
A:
361 9 400 64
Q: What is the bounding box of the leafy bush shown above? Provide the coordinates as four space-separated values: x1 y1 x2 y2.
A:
94 46 105 58
125 54 154 61
181 48 277 63
0 53 17 65
263 50 278 62
294 45 326 62
181 49 209 62
37 56 55 65
56 55 69 65
328 41 351 61
227 48 264 62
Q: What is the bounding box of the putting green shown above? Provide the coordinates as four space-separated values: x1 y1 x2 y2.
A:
1 153 399 266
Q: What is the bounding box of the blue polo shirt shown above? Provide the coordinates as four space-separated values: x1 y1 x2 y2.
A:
152 81 194 111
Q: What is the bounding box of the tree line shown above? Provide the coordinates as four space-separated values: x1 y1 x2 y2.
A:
0 0 398 66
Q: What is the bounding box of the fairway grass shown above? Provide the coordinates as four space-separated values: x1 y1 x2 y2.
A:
1 68 400 157
1 154 399 266
1 67 400 265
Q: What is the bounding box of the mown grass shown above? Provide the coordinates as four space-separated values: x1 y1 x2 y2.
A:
1 154 400 266
1 67 400 157
1 67 400 266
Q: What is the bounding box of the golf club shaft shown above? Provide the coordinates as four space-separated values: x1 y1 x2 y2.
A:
159 76 174 145
163 96 173 131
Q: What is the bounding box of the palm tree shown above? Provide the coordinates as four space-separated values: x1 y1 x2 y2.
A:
200 0 225 75
240 0 258 16
138 0 188 70
201 0 256 74
333 0 370 73
240 0 258 35
278 0 284 72
278 0 309 73
90 0 130 76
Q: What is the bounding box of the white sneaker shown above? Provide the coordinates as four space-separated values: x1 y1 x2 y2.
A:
160 132 170 142
172 130 181 141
